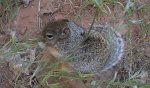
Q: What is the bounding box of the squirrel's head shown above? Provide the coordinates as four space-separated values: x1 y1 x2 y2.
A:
42 19 84 55
43 19 71 45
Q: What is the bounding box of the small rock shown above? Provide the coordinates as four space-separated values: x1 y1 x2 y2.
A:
21 0 32 5
144 47 150 58
141 71 148 83
20 27 27 35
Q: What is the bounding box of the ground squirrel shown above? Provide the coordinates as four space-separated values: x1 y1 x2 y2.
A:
42 19 124 74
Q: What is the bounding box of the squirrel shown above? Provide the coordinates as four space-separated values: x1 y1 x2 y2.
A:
42 19 124 75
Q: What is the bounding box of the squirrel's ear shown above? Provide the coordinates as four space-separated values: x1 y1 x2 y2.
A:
59 27 70 39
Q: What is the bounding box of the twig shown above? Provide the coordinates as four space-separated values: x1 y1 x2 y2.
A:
37 0 41 30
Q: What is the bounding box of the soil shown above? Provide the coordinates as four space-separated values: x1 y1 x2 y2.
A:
0 62 15 88
0 0 150 88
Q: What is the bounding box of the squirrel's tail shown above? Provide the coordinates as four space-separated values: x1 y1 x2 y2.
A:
94 25 124 72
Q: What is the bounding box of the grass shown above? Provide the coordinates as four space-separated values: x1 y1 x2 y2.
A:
0 31 93 88
74 0 150 88
0 0 20 33
0 0 19 18
0 0 150 88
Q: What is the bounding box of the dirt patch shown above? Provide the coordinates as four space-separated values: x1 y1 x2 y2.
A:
13 0 128 39
0 62 15 88
13 0 39 39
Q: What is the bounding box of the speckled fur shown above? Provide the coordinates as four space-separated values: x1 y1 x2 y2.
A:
43 19 124 74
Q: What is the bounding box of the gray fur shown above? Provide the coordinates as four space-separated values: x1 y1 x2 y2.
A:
44 20 124 74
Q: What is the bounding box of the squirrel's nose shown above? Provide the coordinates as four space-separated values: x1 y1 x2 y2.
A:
80 32 84 36
80 31 85 36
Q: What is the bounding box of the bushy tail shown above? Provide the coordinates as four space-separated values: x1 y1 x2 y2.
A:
93 25 124 72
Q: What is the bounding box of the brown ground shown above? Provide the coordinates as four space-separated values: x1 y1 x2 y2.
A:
0 0 150 88
0 62 15 88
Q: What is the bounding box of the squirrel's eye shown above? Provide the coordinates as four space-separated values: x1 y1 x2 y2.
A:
46 33 53 40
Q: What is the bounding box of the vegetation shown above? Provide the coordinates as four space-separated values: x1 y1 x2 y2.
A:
0 0 150 88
